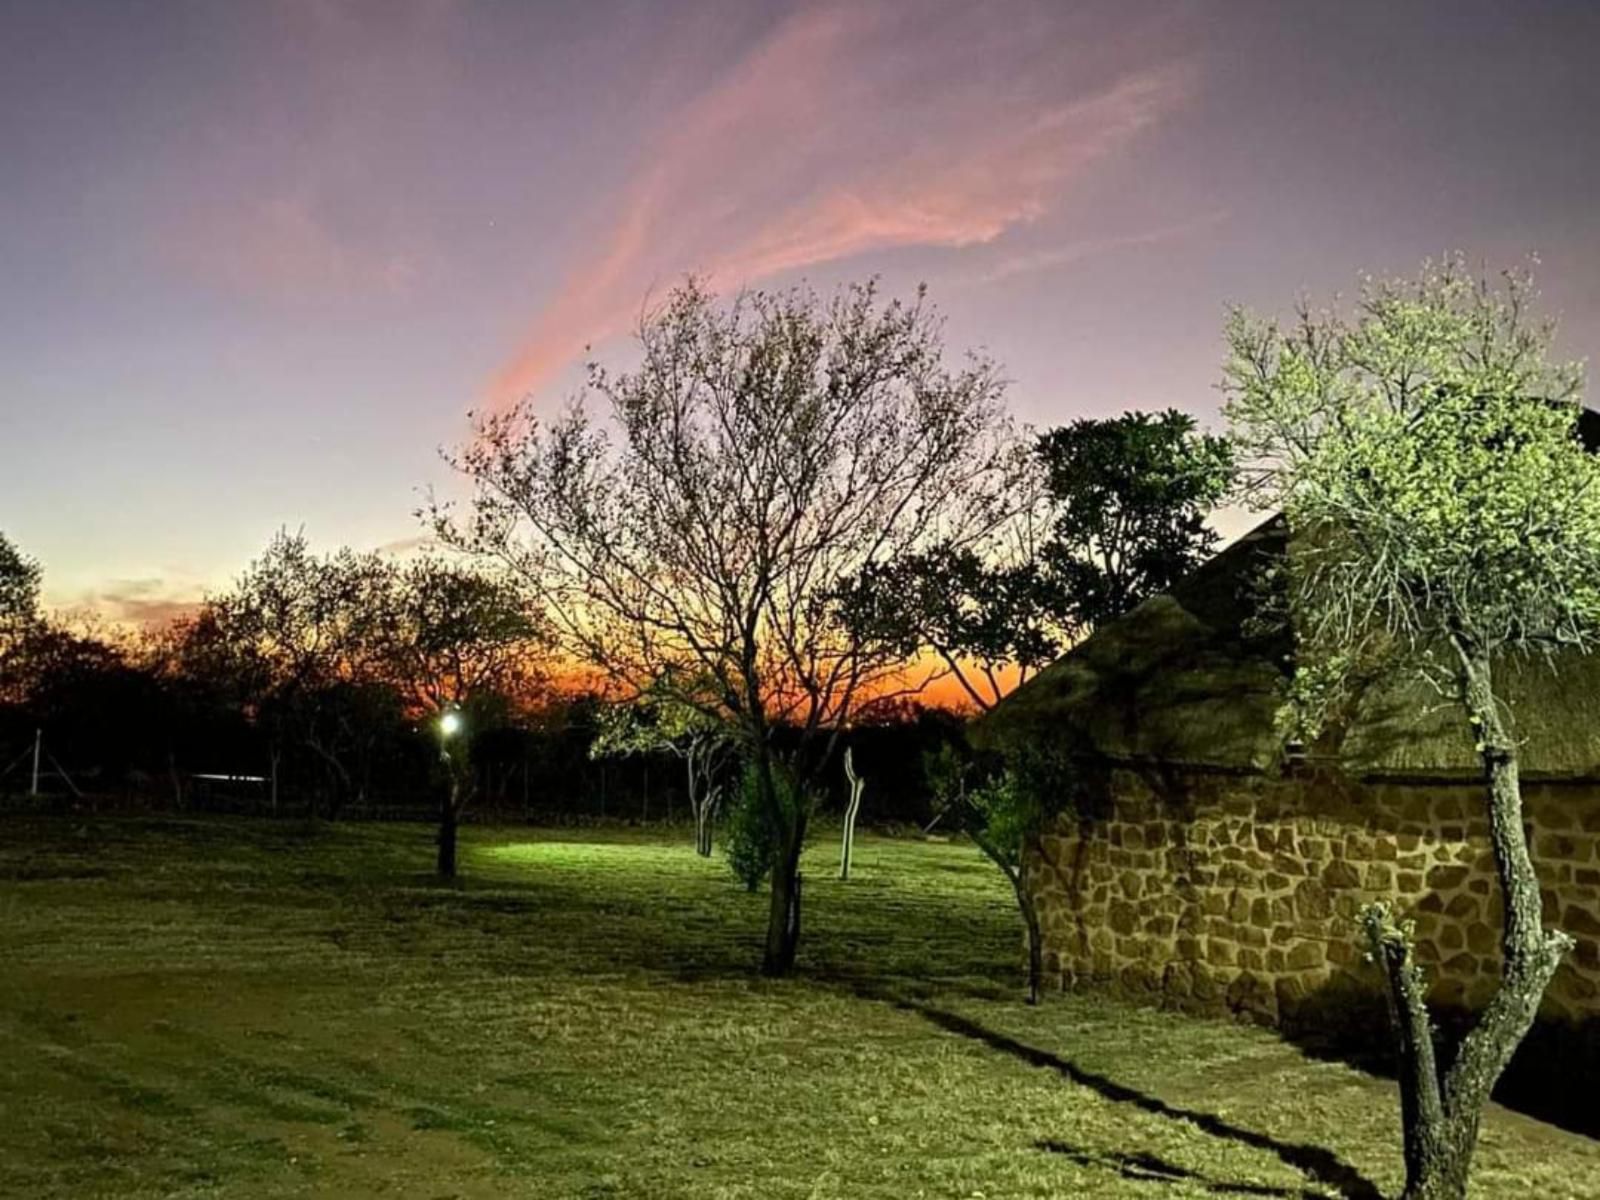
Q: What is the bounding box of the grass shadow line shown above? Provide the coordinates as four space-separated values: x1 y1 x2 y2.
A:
1034 1140 1322 1197
903 1002 1383 1200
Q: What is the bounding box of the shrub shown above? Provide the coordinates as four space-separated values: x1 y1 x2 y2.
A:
724 759 811 892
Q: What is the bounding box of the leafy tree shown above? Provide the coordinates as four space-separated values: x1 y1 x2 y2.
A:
591 674 735 857
837 543 1056 712
874 413 1230 1001
10 617 131 793
204 531 396 817
163 600 286 805
924 736 1079 1004
377 556 545 718
840 410 1232 710
137 611 265 800
435 278 1016 975
29 621 205 801
376 555 548 877
1036 410 1234 632
0 532 40 630
0 532 42 700
203 538 547 854
0 539 181 799
1222 255 1593 1200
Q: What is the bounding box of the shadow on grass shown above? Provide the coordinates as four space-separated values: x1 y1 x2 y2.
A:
1035 1141 1321 1197
901 1002 1383 1200
1274 976 1600 1140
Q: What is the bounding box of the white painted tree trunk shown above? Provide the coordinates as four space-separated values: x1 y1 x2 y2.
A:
840 748 864 881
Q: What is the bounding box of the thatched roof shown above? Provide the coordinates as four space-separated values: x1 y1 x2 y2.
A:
1338 645 1600 780
978 482 1600 783
974 517 1292 775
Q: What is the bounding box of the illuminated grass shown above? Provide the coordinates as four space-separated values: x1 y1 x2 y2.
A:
1 816 1595 1198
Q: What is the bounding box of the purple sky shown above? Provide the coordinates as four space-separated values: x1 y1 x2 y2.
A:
4 0 1599 622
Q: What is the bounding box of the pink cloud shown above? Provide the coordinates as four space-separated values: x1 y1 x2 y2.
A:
715 67 1187 281
973 208 1230 285
490 3 1194 408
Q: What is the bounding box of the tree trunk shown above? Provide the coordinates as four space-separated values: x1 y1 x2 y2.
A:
760 748 806 976
167 750 184 810
763 837 803 976
971 828 1042 1004
1364 906 1452 1196
1400 1127 1477 1200
1366 639 1573 1200
694 787 716 857
437 780 460 879
687 752 714 857
306 734 352 820
1017 876 1044 1007
839 747 864 881
269 746 280 817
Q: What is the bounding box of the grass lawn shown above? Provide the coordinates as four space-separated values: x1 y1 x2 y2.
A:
1 817 1596 1199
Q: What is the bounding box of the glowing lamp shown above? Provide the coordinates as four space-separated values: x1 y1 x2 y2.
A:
439 710 464 738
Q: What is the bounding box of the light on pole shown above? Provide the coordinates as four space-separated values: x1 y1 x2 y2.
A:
435 706 468 879
438 709 464 742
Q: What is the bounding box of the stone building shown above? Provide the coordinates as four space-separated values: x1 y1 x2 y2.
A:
977 515 1600 1124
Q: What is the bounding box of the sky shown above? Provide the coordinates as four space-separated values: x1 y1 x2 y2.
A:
3 0 1600 623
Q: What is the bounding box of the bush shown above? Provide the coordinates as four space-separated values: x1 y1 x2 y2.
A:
922 733 1088 860
723 759 811 892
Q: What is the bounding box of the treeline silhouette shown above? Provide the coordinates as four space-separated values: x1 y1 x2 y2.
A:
0 528 963 825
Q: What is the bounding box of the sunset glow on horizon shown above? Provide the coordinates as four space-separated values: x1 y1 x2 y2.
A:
5 1 1600 624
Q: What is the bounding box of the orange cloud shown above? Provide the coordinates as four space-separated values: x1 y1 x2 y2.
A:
490 3 1193 408
61 578 205 631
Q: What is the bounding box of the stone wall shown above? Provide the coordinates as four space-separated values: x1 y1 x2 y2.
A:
1030 766 1600 1028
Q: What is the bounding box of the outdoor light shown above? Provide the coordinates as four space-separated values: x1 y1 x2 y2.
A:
439 710 464 738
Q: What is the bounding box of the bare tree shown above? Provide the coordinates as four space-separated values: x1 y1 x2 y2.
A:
1223 256 1595 1200
434 278 1016 974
